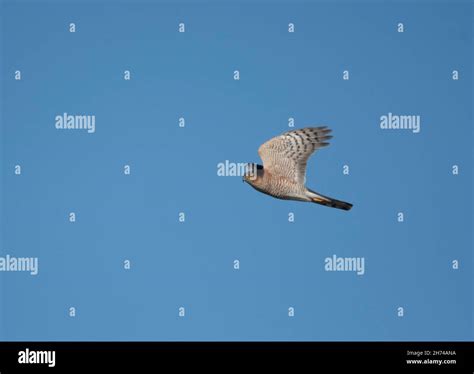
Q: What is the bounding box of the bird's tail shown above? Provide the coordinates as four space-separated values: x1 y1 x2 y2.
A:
306 189 353 211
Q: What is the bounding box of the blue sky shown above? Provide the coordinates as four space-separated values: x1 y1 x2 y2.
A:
0 0 472 341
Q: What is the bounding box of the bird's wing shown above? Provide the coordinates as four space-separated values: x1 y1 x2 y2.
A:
258 127 332 184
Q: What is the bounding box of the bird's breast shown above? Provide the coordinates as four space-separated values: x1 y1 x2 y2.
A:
257 174 305 199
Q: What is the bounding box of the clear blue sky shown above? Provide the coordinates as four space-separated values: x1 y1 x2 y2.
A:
1 0 472 341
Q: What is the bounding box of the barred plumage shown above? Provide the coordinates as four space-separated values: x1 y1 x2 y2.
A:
243 126 353 211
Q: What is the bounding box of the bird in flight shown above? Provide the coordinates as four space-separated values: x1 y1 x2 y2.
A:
243 127 353 210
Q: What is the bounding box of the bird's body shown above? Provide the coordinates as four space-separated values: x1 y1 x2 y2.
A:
247 169 307 201
243 127 353 211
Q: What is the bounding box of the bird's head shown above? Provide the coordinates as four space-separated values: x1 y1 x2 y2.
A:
242 163 263 184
